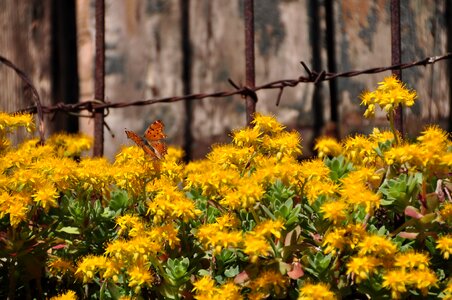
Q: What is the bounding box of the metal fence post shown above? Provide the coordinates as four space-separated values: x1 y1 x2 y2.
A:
93 0 105 156
391 0 403 137
244 0 256 125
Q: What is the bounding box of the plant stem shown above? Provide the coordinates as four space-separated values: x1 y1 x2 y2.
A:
388 111 400 145
268 237 280 258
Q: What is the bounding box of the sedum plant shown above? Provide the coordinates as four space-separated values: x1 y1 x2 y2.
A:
0 76 450 299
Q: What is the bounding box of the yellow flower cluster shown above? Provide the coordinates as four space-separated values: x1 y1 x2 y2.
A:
1 108 450 298
0 113 35 150
193 277 242 300
314 128 396 167
196 216 284 262
185 114 303 211
382 252 437 299
360 75 417 118
50 290 77 300
0 112 185 227
298 282 336 300
384 125 451 172
76 214 179 294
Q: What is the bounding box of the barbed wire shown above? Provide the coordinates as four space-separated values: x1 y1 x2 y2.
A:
5 52 452 117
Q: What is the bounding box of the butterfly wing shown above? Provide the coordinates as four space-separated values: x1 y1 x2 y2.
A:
149 141 167 160
144 120 166 141
125 130 159 160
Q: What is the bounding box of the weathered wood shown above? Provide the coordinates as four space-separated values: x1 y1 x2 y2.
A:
0 0 52 141
67 0 448 158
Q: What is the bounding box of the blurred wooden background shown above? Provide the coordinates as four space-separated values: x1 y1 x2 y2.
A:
1 0 451 159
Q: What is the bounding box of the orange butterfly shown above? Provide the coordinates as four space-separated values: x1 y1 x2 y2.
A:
125 120 167 160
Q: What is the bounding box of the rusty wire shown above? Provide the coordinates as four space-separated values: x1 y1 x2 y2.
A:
93 0 106 156
4 52 452 116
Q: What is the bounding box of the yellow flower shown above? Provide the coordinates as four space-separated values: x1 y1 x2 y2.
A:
103 259 122 281
369 127 396 143
127 264 155 293
185 160 240 196
47 133 92 157
105 239 130 260
342 167 382 189
160 160 185 182
251 113 285 135
417 125 449 147
253 219 285 239
115 145 149 166
298 282 336 300
32 182 59 211
439 203 452 223
214 213 240 230
342 135 376 166
50 290 77 300
196 224 242 254
261 131 303 158
147 183 201 223
192 276 216 296
33 156 78 191
221 178 265 210
299 159 331 180
243 234 271 262
344 224 368 250
409 269 437 296
250 269 288 295
148 224 181 249
320 200 348 224
116 214 146 237
0 192 31 227
416 125 450 169
48 258 76 277
322 228 347 255
216 281 243 299
436 235 452 259
0 112 35 133
253 155 301 187
442 280 452 300
383 143 420 167
360 75 417 118
232 127 262 147
304 177 338 205
75 157 112 194
75 255 107 283
394 251 430 270
357 235 397 257
314 136 342 158
165 146 185 162
382 269 410 299
346 256 379 282
340 178 381 214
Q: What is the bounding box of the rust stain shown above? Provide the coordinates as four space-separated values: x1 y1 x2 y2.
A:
341 0 371 29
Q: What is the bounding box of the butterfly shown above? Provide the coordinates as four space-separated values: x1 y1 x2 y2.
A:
125 120 167 160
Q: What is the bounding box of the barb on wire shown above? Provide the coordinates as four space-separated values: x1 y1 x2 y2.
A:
0 55 45 144
13 52 452 116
